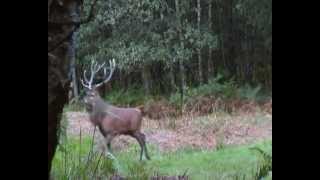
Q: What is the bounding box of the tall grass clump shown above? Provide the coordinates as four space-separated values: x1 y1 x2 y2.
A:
51 128 120 179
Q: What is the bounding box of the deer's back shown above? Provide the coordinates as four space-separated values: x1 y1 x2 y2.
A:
101 106 143 134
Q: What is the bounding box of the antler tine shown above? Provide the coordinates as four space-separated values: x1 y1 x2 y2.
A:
87 59 100 89
80 78 90 89
103 59 115 82
80 59 116 89
83 70 89 83
90 59 96 71
94 59 116 88
95 62 106 73
80 68 91 89
93 61 99 72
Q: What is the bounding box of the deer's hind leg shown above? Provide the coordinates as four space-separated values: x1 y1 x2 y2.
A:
139 132 151 160
105 133 115 153
131 132 145 161
132 132 151 160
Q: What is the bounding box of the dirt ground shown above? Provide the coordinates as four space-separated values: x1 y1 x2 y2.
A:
65 109 272 152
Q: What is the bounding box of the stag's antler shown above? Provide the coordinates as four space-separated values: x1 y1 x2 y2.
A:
80 59 116 89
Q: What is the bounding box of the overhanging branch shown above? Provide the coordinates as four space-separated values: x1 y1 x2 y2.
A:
48 0 98 26
48 0 98 53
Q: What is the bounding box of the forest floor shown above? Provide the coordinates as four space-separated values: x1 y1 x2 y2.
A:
54 102 272 179
65 106 272 152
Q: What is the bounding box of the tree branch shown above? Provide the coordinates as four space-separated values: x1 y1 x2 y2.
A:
48 0 98 26
48 0 98 52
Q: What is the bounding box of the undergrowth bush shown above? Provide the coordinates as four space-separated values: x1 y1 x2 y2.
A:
105 87 150 106
169 74 266 108
64 74 270 115
237 84 261 100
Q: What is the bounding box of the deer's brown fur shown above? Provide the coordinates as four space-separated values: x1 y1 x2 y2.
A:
84 89 151 160
81 59 150 160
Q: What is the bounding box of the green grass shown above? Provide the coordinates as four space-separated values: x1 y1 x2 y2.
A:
121 140 272 179
51 134 117 179
52 135 272 180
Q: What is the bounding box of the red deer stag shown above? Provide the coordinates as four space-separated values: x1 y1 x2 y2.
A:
80 59 151 160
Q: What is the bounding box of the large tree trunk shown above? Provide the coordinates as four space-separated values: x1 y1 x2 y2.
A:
48 0 81 178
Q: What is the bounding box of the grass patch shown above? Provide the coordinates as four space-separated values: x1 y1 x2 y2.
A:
139 140 271 179
52 135 272 179
51 133 118 179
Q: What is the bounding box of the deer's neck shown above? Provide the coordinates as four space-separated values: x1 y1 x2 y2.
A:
94 98 110 112
87 98 107 124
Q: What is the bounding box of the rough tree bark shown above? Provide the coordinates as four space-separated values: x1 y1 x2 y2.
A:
48 0 82 178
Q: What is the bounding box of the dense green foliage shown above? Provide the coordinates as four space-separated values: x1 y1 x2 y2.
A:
66 74 269 114
73 0 272 98
104 74 269 107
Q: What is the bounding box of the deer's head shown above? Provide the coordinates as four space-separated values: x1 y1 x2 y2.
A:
80 59 116 111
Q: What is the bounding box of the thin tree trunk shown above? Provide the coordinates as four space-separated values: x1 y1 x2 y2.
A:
119 69 125 91
169 62 176 92
178 57 185 113
160 11 175 93
197 0 203 85
142 64 152 95
223 0 236 75
70 33 78 99
208 0 213 79
71 71 78 98
217 2 226 70
175 0 186 114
